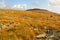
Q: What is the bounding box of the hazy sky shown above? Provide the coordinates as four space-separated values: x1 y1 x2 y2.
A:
5 0 48 9
0 0 60 13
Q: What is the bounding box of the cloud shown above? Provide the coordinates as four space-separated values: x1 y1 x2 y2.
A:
11 4 27 10
48 0 60 13
32 0 40 8
48 0 60 6
0 0 6 8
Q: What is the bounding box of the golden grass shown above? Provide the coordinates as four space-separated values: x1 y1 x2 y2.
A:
0 9 60 40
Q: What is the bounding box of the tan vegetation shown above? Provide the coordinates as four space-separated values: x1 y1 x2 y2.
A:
0 9 60 40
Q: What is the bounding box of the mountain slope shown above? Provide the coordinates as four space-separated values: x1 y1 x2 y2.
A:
0 9 60 40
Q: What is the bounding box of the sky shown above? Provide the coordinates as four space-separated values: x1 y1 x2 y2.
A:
0 0 60 14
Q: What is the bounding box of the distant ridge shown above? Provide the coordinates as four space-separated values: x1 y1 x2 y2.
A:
26 8 48 11
26 8 58 15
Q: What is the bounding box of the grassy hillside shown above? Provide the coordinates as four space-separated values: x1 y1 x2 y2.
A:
0 9 60 40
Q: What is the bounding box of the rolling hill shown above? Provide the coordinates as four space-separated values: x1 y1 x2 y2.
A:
0 9 60 40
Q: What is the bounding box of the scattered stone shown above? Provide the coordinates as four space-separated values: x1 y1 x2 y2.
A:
34 27 60 40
